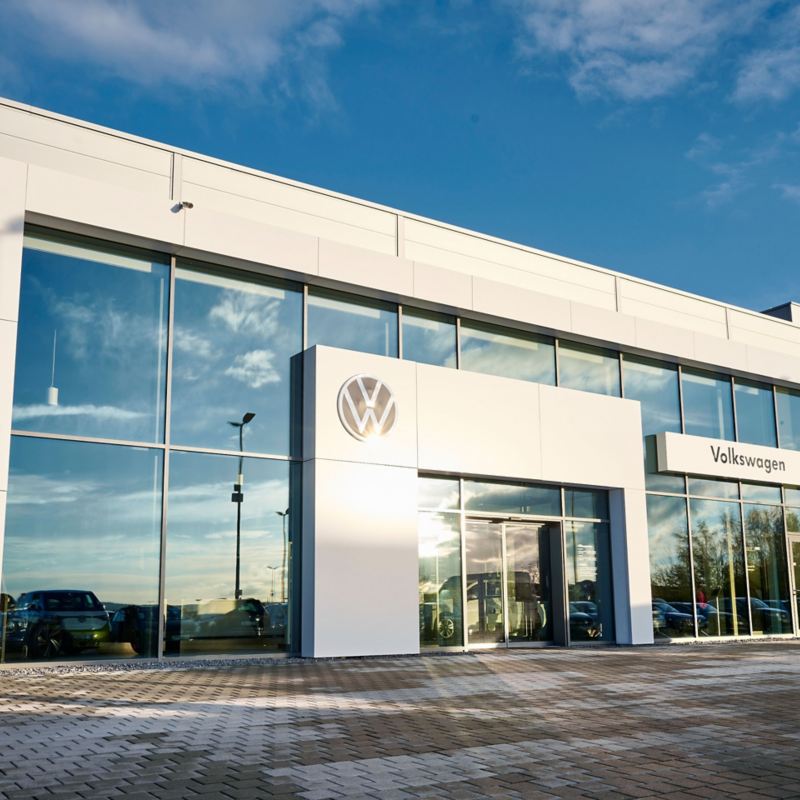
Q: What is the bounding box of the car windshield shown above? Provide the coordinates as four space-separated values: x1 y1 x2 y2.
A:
44 592 103 612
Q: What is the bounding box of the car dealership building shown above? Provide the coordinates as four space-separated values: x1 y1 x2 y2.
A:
2 97 800 663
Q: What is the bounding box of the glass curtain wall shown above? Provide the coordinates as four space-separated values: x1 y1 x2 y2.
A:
401 308 457 367
681 369 735 440
646 479 794 640
558 342 619 396
459 321 555 384
622 355 685 493
418 477 463 648
1 230 300 663
418 476 612 649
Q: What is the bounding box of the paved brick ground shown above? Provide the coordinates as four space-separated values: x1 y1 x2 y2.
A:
2 643 800 799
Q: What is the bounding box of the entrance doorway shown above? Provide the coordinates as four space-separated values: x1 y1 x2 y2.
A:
463 519 561 647
788 535 800 635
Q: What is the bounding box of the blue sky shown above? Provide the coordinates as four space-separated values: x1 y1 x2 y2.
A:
0 0 798 311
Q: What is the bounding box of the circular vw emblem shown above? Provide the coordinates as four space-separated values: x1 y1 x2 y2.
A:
337 374 397 441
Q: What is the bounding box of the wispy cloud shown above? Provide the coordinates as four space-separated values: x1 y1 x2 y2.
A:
735 6 800 103
505 0 768 101
774 183 800 203
685 127 793 208
12 403 146 422
0 0 381 101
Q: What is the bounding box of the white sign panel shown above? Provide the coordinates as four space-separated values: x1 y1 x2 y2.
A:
656 431 800 484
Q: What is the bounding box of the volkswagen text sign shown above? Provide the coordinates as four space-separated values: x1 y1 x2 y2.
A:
337 375 397 441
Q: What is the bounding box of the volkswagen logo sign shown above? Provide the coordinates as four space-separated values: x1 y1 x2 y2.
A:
337 375 397 441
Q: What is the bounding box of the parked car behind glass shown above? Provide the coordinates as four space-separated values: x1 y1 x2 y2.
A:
5 590 110 658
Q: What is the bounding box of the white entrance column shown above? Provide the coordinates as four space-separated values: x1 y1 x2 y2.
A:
302 346 654 657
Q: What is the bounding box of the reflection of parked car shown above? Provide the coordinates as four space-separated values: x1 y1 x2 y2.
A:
6 590 110 658
652 600 694 636
717 597 790 634
110 605 181 656
264 602 288 637
195 598 268 639
569 601 601 640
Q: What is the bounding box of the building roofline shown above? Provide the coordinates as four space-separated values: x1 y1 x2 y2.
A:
0 94 795 334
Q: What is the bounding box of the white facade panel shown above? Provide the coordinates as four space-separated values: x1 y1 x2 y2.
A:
0 318 17 492
302 459 419 658
571 302 637 348
412 260 473 310
0 103 171 176
0 157 26 324
26 165 181 245
472 276 572 332
538 386 644 489
633 317 696 362
0 133 170 194
415 364 543 479
618 278 728 338
318 239 413 297
182 204 319 276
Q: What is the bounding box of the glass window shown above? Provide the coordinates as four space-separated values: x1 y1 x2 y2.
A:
558 341 619 396
646 495 694 639
741 483 782 504
459 321 555 384
1 437 162 661
506 523 552 642
689 499 748 637
776 388 800 450
165 451 291 657
464 520 504 644
623 356 684 493
688 478 739 500
463 480 561 516
565 521 614 642
170 264 302 456
682 369 734 441
418 512 463 648
743 504 792 635
307 288 397 357
402 309 456 368
418 476 460 510
734 380 776 447
784 487 800 508
564 489 608 520
12 230 169 442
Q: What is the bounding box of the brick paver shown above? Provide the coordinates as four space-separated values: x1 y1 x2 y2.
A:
2 643 800 798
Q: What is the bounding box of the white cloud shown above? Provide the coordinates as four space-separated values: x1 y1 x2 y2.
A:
774 183 800 203
735 7 800 102
506 0 767 100
209 291 281 337
12 403 146 422
1 0 380 98
224 350 280 389
685 128 791 209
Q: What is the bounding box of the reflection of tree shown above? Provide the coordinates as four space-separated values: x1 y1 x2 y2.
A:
744 506 785 601
691 509 746 635
650 526 691 602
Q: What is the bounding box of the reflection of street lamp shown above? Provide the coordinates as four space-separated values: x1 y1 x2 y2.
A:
266 565 279 601
276 508 289 602
229 412 255 600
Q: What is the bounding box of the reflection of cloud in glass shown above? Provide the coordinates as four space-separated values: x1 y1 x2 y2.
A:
13 403 146 422
224 349 280 389
209 291 281 337
4 439 162 605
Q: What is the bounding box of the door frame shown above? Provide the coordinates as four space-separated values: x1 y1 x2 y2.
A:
787 533 800 636
461 516 563 650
